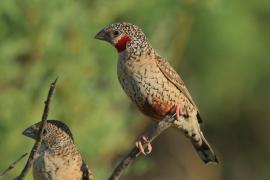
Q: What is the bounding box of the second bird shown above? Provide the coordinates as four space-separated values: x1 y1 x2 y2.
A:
95 22 218 164
23 120 93 180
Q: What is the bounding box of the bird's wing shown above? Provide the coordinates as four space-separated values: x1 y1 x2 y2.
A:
81 160 93 180
155 55 203 123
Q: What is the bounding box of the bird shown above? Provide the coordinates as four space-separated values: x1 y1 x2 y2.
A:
22 120 94 180
95 22 218 164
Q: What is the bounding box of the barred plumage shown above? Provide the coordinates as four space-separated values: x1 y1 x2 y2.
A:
95 22 218 164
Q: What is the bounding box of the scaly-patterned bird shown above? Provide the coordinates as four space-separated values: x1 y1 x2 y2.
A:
23 120 93 180
95 22 218 164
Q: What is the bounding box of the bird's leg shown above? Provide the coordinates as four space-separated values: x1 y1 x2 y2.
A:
135 135 152 155
175 104 189 121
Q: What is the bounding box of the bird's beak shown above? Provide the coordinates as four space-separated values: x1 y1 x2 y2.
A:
94 29 111 42
22 123 39 139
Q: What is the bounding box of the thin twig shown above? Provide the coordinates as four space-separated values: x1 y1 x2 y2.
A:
0 153 28 178
109 113 182 180
14 78 58 180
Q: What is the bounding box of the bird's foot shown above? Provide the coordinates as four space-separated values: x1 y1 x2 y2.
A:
175 104 189 121
135 135 152 155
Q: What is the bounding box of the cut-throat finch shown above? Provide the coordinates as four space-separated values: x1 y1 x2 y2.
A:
95 22 218 164
23 120 93 180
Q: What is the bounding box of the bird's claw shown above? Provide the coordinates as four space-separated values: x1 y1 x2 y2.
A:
175 104 189 121
135 135 152 155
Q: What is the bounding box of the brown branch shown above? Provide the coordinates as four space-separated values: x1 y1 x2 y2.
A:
14 78 58 180
108 112 181 180
0 153 28 178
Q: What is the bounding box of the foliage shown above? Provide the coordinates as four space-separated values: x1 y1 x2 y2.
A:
0 0 269 179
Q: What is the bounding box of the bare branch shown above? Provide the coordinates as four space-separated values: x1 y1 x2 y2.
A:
14 78 58 180
0 153 28 178
109 113 180 180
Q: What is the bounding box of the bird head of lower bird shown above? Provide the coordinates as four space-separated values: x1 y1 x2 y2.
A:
22 120 74 151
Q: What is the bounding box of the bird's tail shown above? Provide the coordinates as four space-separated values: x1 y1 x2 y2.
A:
191 131 219 164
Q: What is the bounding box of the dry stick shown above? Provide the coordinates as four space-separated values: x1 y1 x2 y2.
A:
14 78 58 180
109 113 181 180
0 153 28 178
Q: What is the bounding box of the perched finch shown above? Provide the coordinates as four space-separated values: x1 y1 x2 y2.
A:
95 22 218 164
23 120 93 180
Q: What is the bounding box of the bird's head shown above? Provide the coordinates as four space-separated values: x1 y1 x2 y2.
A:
22 120 74 150
95 22 150 53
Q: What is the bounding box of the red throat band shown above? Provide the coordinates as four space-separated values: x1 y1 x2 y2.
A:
115 35 131 52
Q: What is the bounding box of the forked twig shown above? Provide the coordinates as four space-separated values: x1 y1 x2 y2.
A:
0 153 28 178
14 78 58 180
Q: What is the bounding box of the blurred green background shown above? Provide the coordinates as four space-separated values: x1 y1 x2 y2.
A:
0 0 270 179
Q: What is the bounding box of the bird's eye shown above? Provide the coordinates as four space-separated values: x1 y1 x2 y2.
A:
112 30 120 37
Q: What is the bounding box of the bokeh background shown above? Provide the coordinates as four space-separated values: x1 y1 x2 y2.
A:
0 0 270 179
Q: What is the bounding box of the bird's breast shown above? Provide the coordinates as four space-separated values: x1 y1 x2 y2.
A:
33 150 83 180
117 57 181 119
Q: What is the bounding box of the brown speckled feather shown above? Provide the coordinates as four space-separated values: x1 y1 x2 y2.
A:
81 160 94 180
155 55 203 123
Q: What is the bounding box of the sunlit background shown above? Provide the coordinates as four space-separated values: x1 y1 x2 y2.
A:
0 0 270 179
